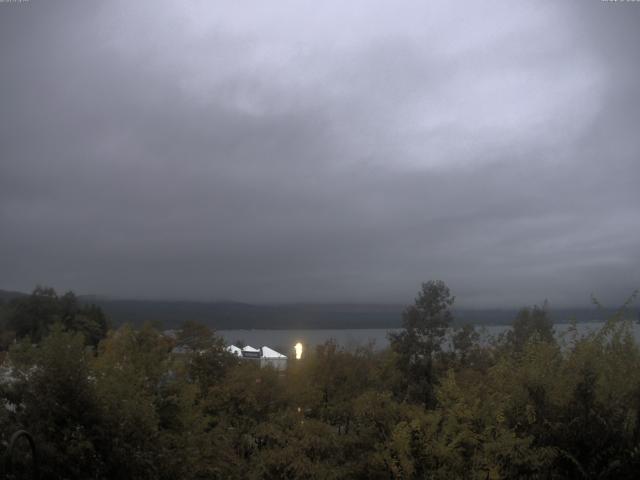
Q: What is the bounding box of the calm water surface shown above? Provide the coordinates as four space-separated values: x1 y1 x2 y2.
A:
219 322 640 354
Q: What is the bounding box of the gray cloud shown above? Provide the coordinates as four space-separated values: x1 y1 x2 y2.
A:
1 0 639 307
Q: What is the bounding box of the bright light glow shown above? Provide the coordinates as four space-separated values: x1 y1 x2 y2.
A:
294 342 303 360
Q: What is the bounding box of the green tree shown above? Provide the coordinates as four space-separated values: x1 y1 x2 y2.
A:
177 320 215 352
7 286 59 342
92 323 176 479
508 302 555 352
6 286 108 346
7 324 103 479
187 336 238 395
389 280 455 407
452 324 480 364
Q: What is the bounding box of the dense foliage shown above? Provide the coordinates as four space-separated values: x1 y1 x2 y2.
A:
0 283 639 479
0 286 108 348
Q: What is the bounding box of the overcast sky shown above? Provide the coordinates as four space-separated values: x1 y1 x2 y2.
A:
1 0 639 307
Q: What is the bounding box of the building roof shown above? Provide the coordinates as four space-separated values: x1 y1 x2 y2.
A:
226 344 288 361
261 346 287 359
226 345 242 357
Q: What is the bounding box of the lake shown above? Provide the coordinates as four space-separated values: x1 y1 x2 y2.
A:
218 321 640 355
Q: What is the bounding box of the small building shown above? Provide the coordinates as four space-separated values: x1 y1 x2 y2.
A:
226 344 288 370
260 346 287 371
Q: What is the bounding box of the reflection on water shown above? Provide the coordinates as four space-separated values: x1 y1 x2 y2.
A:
219 322 640 352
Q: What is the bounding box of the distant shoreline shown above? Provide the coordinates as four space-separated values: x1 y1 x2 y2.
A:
2 289 636 330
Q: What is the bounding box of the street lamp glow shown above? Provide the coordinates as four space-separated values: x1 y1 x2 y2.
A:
294 342 303 360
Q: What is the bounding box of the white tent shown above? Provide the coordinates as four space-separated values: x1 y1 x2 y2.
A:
260 346 287 371
226 345 242 357
261 346 287 359
224 344 287 370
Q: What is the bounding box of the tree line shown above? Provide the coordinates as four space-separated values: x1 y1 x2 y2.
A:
0 282 639 479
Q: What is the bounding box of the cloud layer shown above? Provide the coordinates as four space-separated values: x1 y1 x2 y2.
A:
1 0 639 306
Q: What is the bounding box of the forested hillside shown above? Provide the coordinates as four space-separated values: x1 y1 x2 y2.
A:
1 289 633 330
1 283 639 478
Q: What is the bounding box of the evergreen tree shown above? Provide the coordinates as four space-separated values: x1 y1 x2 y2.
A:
389 280 455 407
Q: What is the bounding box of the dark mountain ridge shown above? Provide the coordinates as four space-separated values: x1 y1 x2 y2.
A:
2 289 636 330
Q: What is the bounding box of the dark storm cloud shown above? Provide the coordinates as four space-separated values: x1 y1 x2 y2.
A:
1 0 639 306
